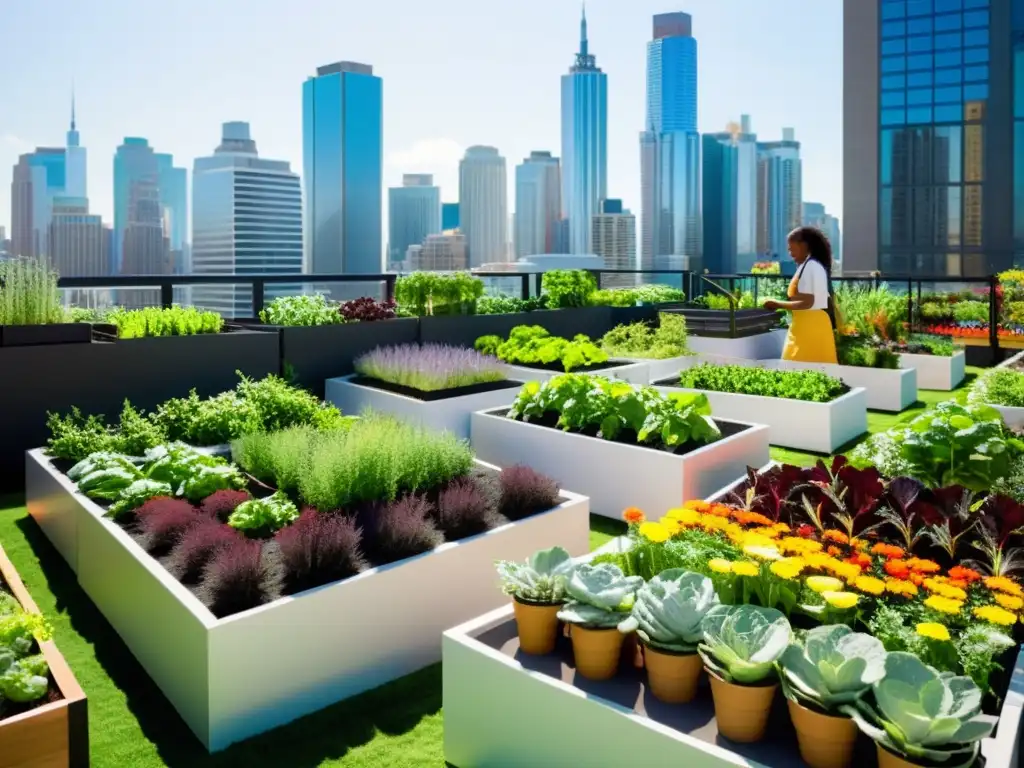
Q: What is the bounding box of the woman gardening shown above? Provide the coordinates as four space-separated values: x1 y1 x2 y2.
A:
763 226 838 364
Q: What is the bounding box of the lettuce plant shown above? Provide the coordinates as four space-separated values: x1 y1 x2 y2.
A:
697 604 791 684
540 269 597 308
476 325 609 372
0 591 52 707
108 479 173 521
354 343 506 392
842 652 996 766
556 563 643 628
618 569 719 652
70 452 142 500
259 293 342 326
496 546 575 604
778 624 886 712
107 306 224 338
227 492 300 536
678 364 846 403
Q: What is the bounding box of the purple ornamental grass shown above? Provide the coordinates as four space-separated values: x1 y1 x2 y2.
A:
200 489 252 522
137 498 203 551
172 518 242 582
498 465 561 521
436 478 493 540
364 495 444 564
275 510 367 594
354 343 507 392
203 538 267 618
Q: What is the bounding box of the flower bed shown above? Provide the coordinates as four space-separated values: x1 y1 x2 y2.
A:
0 544 88 768
26 415 589 751
762 359 917 412
653 365 867 453
325 344 522 440
470 375 769 519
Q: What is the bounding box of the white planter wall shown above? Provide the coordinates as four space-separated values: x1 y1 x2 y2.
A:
687 329 785 360
998 350 1024 369
994 404 1024 429
470 410 770 519
630 353 758 383
500 361 651 385
24 450 590 752
762 360 917 412
325 375 522 440
900 351 966 391
654 386 868 453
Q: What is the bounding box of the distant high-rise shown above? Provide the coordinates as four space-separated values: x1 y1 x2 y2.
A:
406 232 468 271
515 151 561 257
640 12 701 273
703 115 759 274
441 202 460 231
191 121 303 317
10 148 66 259
561 6 608 254
388 174 441 270
303 61 383 275
65 93 87 200
156 154 188 274
756 128 803 269
592 198 637 288
48 196 109 278
459 146 507 267
803 201 842 266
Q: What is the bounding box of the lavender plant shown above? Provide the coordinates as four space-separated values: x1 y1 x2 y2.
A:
354 343 507 392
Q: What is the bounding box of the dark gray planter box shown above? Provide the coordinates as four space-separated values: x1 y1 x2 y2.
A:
608 305 659 328
419 307 614 348
1 323 93 347
0 329 279 492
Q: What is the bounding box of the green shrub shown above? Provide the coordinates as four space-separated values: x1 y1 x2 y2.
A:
476 295 548 314
952 301 989 324
475 325 608 371
395 272 484 316
107 306 224 338
836 334 901 369
259 294 342 326
678 364 846 403
970 368 1024 408
599 313 690 360
540 270 597 308
0 258 64 326
834 284 907 341
46 408 118 461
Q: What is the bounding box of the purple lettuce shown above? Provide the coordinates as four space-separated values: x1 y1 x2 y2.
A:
354 343 507 392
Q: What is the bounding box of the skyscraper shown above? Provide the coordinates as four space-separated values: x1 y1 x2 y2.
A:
406 232 468 271
10 148 66 259
48 196 110 278
113 138 180 276
640 12 701 273
844 0 1012 276
703 115 759 274
756 128 803 269
592 199 637 288
191 121 303 317
515 151 562 257
157 154 188 274
803 201 842 266
303 61 383 275
65 93 87 200
561 6 608 254
459 146 507 267
388 174 441 270
441 202 460 231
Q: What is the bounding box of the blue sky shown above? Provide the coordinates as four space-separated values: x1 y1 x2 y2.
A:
0 0 842 235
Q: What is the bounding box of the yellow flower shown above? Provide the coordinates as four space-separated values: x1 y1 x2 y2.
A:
822 559 862 583
924 595 964 615
732 561 760 577
780 537 822 555
803 552 833 570
973 605 1018 626
923 578 967 602
700 515 731 533
823 591 859 610
994 593 1024 612
985 576 1024 597
916 623 951 642
807 575 844 593
854 576 886 596
885 579 919 598
743 544 782 561
638 522 670 543
708 559 733 574
665 507 701 526
850 538 869 551
770 557 806 581
751 526 781 540
740 532 776 549
773 522 792 534
658 517 683 536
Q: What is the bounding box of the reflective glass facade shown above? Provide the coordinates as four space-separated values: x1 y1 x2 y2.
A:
303 62 383 274
703 126 759 273
387 176 441 268
113 138 182 278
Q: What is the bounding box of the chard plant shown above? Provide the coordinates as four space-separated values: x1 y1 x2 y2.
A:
495 546 575 604
556 563 644 628
778 624 886 712
697 604 791 684
618 569 719 652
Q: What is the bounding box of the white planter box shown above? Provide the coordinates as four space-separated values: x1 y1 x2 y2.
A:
998 350 1024 369
687 329 786 360
470 408 770 520
994 404 1024 430
762 360 918 413
653 385 868 454
500 360 651 385
625 354 759 383
24 449 590 752
324 375 522 441
443 605 1023 768
900 350 966 391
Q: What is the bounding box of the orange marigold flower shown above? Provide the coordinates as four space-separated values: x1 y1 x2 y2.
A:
985 576 1024 598
909 573 925 586
906 558 941 574
684 500 711 514
847 553 872 568
623 507 645 525
884 560 911 579
827 545 843 557
823 530 850 545
948 566 983 584
773 522 792 534
885 578 919 598
733 510 774 527
872 543 906 560
705 503 733 518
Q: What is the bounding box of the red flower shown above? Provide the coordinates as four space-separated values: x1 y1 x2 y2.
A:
797 524 816 539
948 566 982 584
623 507 645 525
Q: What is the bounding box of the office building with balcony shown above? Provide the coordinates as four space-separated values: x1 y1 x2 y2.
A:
591 198 637 287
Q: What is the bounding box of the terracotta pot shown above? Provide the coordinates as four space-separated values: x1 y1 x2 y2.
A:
643 644 703 704
570 626 625 680
622 632 643 669
707 668 777 743
787 698 858 768
875 744 924 768
512 597 561 655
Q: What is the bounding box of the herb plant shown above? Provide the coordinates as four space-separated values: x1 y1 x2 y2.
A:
339 296 397 322
259 294 341 326
677 364 846 403
476 294 548 314
474 325 608 372
0 258 63 326
395 272 484 316
107 306 224 338
599 313 690 359
589 284 686 307
540 269 597 308
354 343 507 391
970 367 1024 408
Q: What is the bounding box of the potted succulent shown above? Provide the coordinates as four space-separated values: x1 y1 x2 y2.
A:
618 568 719 703
842 652 996 768
779 624 887 768
496 546 575 655
557 563 643 680
697 604 791 743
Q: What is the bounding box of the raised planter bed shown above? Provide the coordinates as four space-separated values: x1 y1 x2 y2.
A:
899 350 966 390
997 350 1024 369
630 353 759 383
24 449 590 752
470 408 770 519
762 360 918 413
660 305 781 339
652 378 868 453
419 307 614 349
686 328 787 360
0 545 88 768
500 360 652 385
0 323 93 347
325 374 523 440
442 605 1023 768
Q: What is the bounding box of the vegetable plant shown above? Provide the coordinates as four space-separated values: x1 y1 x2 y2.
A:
540 269 597 308
599 313 690 360
339 296 397 322
259 294 341 326
697 604 791 684
0 257 63 326
778 624 886 711
228 492 300 536
678 364 846 403
495 546 574 604
556 563 644 628
0 591 52 707
589 284 685 307
618 568 720 652
474 325 608 372
395 272 484 316
107 306 224 338
970 367 1024 408
354 343 507 391
842 652 996 766
476 294 548 314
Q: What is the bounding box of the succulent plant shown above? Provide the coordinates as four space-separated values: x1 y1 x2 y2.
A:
618 568 720 652
496 546 575 604
779 624 886 711
842 652 996 766
698 604 791 684
557 562 644 628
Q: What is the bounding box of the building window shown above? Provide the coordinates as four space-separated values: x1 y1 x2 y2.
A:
908 53 933 70
881 130 895 185
963 0 988 7
935 104 962 122
934 31 963 49
963 185 983 245
934 13 962 30
964 9 989 27
883 38 907 55
964 28 989 47
964 64 988 82
964 83 989 100
907 87 933 104
935 49 963 67
1014 123 1024 247
935 0 963 10
908 106 933 124
964 47 989 64
907 0 933 16
883 91 907 107
882 56 908 73
907 34 934 51
882 108 908 125
934 85 962 103
883 19 908 37
908 16 934 33
883 73 908 89
935 67 963 84
882 1 907 20
965 124 984 181
935 125 963 183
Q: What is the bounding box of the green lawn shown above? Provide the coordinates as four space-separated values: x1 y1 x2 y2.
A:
0 371 978 766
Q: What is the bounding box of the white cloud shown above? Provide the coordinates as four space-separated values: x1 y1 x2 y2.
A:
0 134 32 153
385 138 464 200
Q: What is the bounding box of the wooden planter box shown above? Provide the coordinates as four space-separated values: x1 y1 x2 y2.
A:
0 545 88 768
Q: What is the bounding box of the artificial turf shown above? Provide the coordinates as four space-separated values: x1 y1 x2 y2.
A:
0 371 979 766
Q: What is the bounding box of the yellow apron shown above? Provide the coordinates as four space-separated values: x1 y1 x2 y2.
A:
781 271 838 364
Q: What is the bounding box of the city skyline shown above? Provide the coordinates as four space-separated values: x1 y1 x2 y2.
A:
0 0 842 245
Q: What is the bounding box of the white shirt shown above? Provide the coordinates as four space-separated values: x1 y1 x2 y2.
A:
796 259 830 310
